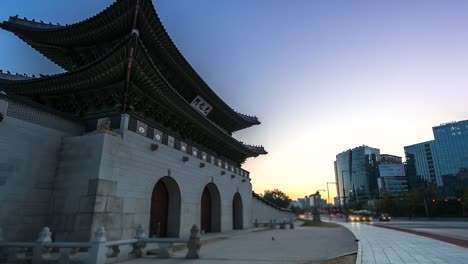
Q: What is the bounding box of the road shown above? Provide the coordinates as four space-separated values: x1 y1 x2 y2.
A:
329 218 468 263
374 220 468 241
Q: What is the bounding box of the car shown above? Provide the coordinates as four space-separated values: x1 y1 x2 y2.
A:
379 213 391 221
348 213 373 222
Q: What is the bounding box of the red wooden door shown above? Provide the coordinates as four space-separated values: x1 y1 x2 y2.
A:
150 180 169 237
233 193 243 229
201 187 211 233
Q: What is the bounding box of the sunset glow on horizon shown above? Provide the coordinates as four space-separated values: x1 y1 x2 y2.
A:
1 0 467 201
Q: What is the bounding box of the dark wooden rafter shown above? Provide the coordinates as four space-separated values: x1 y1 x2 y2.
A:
0 0 260 133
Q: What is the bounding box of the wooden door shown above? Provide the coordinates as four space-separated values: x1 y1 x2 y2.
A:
150 180 169 237
201 187 212 233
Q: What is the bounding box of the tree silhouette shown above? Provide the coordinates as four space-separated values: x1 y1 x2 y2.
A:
263 189 292 208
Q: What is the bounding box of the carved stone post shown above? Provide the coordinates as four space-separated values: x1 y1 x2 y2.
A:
87 226 107 264
280 220 286 229
0 227 7 262
186 225 200 259
132 224 147 258
32 227 52 264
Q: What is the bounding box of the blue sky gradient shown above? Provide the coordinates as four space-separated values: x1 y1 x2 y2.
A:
1 0 467 199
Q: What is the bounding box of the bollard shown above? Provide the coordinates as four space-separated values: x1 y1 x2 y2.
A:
289 220 295 229
0 227 6 262
186 225 200 259
254 219 259 228
87 226 107 264
132 224 147 258
33 227 52 264
280 220 286 230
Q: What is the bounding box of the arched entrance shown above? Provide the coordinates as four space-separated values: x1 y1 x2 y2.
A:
150 176 181 237
200 183 221 233
232 192 243 230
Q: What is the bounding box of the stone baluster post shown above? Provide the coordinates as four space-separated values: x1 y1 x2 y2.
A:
0 227 6 262
87 226 107 264
186 225 200 259
280 220 286 229
32 227 52 264
132 224 147 258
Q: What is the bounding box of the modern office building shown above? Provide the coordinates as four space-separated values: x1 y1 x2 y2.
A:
404 119 468 189
404 141 442 186
432 120 468 177
377 154 408 195
334 145 380 205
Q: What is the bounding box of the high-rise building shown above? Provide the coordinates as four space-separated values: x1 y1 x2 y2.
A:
404 119 468 189
404 141 442 186
334 145 380 205
432 120 468 177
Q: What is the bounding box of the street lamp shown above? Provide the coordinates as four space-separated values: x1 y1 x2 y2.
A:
326 182 336 206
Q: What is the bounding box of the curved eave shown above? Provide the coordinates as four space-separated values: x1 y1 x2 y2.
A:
243 144 268 157
140 0 261 132
0 0 260 132
0 35 262 160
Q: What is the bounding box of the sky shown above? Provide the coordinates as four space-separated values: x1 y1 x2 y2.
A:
1 0 467 201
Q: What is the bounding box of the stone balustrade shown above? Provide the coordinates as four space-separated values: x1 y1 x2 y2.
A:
0 224 201 264
253 218 295 229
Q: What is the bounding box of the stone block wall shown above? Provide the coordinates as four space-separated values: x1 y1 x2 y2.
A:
250 195 296 224
52 125 253 241
0 98 83 241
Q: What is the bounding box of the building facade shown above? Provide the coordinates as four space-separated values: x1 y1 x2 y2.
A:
0 0 292 242
404 141 442 187
334 145 380 205
377 154 408 195
404 120 468 189
432 120 468 177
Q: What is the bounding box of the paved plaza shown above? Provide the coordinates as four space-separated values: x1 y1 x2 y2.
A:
336 221 468 264
122 222 357 264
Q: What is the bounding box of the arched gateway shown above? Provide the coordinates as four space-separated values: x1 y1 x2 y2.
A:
232 192 243 229
200 183 221 233
150 176 181 237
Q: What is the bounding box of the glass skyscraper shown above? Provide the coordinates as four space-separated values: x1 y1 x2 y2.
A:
404 140 442 186
404 119 468 188
334 145 380 205
433 120 468 177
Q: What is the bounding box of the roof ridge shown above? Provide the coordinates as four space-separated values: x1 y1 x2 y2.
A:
0 70 39 80
7 15 64 29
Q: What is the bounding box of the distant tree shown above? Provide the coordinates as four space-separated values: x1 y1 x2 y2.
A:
289 204 304 215
263 189 292 208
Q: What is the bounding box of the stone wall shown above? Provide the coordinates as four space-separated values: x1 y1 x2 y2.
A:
250 194 296 224
52 117 253 240
0 98 83 241
1 102 286 242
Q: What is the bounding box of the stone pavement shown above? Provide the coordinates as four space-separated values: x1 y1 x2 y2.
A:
336 221 468 264
122 222 357 264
